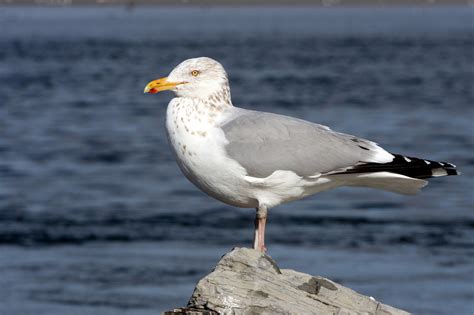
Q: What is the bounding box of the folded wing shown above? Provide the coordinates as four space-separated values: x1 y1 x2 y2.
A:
221 109 394 178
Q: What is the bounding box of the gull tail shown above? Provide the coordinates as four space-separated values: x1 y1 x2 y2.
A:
327 154 459 195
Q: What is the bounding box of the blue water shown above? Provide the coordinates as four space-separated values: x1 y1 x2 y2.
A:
0 5 473 315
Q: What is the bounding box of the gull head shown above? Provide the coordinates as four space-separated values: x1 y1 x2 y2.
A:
144 57 230 102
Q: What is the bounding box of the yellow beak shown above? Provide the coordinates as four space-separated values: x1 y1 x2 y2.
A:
143 77 183 94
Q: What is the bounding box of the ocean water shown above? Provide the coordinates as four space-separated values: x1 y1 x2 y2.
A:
0 5 473 315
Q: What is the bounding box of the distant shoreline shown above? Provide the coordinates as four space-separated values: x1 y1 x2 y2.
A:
1 0 472 7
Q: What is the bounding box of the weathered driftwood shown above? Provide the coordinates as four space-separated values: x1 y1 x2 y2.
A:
164 248 410 315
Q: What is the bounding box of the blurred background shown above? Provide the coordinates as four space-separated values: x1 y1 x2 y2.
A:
0 1 473 315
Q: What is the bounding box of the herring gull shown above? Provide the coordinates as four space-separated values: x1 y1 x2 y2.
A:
144 57 459 252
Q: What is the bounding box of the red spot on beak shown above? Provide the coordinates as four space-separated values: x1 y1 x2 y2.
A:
149 88 158 94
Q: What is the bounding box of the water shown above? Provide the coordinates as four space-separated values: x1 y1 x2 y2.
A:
0 5 473 315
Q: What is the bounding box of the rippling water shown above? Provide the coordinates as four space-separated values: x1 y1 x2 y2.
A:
0 6 473 315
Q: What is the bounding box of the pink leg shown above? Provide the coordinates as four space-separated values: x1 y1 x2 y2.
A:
253 205 268 252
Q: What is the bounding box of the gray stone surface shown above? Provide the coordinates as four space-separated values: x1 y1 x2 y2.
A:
167 248 410 315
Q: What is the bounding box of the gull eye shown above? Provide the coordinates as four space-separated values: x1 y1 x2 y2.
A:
191 70 200 77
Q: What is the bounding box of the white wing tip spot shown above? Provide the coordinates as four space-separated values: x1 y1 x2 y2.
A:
432 168 448 177
424 160 431 165
403 156 411 162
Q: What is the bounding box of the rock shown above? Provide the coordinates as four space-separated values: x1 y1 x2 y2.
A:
166 248 410 315
163 308 217 315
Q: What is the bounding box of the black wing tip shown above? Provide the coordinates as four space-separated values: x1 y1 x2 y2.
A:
391 154 460 179
445 168 460 176
329 153 460 179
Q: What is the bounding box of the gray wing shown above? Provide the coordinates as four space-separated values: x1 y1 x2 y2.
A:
221 109 392 178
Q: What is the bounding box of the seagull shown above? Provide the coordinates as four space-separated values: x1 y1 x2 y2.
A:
144 57 459 252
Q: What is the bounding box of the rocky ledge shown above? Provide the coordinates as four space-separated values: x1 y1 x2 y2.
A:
164 248 410 315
